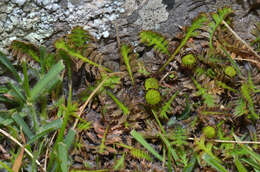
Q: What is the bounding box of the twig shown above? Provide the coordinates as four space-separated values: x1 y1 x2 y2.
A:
187 137 260 144
44 131 57 171
222 20 260 60
72 72 125 130
0 128 46 172
234 57 260 66
159 70 174 84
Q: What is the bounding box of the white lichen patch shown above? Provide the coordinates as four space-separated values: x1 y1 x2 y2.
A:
135 0 169 30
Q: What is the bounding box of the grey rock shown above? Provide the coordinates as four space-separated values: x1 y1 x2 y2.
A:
104 61 120 72
11 0 27 6
136 0 169 30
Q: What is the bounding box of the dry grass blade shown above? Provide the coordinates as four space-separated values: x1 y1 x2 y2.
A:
0 128 45 172
222 20 260 60
188 137 260 144
12 130 25 172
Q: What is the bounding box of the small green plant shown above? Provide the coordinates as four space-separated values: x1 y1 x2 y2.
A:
145 89 161 105
54 26 111 72
208 7 233 50
224 66 236 77
139 30 170 55
145 77 159 90
181 54 196 68
160 91 179 119
120 43 135 85
159 13 208 72
192 77 215 107
202 126 216 139
241 83 259 120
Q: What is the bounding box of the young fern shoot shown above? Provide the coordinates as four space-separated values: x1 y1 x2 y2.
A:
120 43 135 85
159 14 208 72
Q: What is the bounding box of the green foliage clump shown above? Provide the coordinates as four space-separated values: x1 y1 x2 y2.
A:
224 66 236 77
202 126 216 139
139 30 170 55
145 78 159 90
145 89 161 105
182 54 196 68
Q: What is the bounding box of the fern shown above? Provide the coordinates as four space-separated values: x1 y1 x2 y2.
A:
194 136 221 162
67 26 94 50
160 14 208 72
139 30 170 55
137 60 150 76
130 148 152 161
208 7 233 49
234 98 247 118
106 90 130 116
77 121 92 131
120 43 135 85
160 91 179 119
192 77 215 107
248 72 260 93
114 154 125 170
118 143 152 161
10 40 40 62
216 81 237 93
170 127 189 148
241 83 258 120
55 38 111 72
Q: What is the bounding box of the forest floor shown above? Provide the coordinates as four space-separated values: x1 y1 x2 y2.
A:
0 1 260 172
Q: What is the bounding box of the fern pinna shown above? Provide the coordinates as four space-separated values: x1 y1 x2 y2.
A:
139 30 170 56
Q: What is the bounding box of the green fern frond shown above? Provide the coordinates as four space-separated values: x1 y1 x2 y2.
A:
10 40 40 62
120 43 135 85
216 81 237 93
77 121 92 131
248 72 260 93
55 38 111 72
67 26 94 50
234 98 247 117
139 30 170 55
170 127 188 148
160 91 179 119
130 148 152 161
194 136 221 162
106 90 130 116
160 14 208 72
208 7 233 49
192 77 215 107
241 83 259 120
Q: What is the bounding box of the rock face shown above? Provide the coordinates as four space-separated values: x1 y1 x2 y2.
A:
0 0 259 55
0 0 125 54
